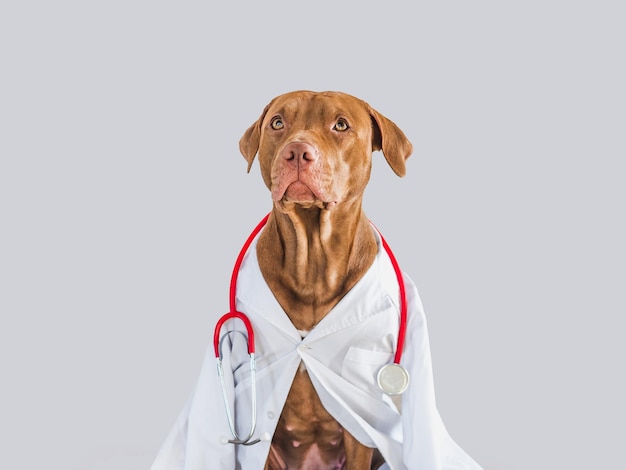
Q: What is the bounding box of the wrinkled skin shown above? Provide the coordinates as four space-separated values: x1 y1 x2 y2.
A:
239 90 412 470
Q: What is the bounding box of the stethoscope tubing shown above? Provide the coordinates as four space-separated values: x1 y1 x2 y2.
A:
215 212 408 364
374 225 408 365
228 213 270 314
212 214 269 445
213 213 409 444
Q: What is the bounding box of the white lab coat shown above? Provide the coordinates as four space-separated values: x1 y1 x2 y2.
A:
152 228 483 470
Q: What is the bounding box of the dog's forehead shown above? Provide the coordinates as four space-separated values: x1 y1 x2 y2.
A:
266 91 370 123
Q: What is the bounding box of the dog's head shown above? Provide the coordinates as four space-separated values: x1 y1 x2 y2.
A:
239 90 413 211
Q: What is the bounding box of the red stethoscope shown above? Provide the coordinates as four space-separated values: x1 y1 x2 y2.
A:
213 214 409 445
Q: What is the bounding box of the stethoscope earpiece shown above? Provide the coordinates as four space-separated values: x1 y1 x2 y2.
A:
214 311 258 446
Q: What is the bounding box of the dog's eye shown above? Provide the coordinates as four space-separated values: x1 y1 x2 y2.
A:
333 119 349 132
270 117 284 130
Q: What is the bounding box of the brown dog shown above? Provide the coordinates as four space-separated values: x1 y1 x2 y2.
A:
239 90 413 470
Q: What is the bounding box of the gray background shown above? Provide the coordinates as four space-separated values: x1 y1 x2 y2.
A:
1 2 624 469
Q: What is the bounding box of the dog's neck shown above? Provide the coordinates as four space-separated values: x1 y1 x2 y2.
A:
256 200 378 331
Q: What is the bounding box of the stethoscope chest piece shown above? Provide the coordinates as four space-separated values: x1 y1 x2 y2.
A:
377 363 410 395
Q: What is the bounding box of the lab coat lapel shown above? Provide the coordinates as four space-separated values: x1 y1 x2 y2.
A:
235 236 302 343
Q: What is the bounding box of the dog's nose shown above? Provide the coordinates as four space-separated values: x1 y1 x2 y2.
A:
281 142 317 169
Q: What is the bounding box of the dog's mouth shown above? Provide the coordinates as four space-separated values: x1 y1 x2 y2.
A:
284 181 316 202
274 181 338 210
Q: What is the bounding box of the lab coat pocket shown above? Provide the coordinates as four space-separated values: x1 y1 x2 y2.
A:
341 347 393 396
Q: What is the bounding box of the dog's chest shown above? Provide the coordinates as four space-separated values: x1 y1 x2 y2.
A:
270 369 346 469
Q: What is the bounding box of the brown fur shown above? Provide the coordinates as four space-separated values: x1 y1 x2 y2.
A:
239 91 412 469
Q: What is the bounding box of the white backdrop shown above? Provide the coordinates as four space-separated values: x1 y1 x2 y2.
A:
1 2 624 469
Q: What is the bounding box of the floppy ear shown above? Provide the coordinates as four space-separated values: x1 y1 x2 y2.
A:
239 104 271 173
369 107 413 177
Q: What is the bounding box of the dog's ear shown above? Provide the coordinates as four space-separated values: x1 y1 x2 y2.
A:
239 103 271 173
369 107 413 177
